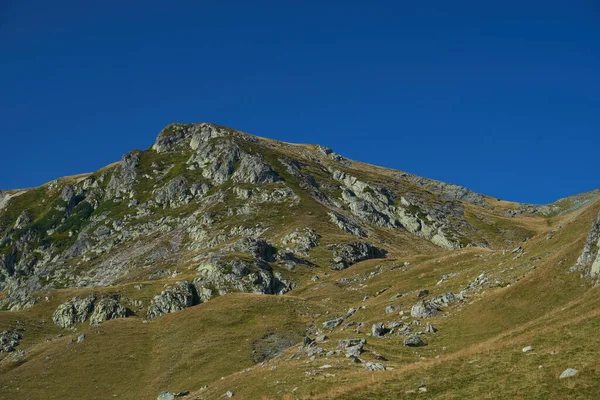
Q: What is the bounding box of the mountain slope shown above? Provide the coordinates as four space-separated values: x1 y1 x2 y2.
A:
0 122 598 399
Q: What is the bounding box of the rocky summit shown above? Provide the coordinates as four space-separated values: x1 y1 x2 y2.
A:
0 122 599 399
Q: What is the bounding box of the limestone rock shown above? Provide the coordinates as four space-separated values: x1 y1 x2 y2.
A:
232 154 280 184
372 323 387 337
147 281 197 320
89 297 127 325
559 368 578 379
329 242 386 270
571 211 600 278
404 335 426 347
0 330 21 352
53 296 96 328
410 300 439 319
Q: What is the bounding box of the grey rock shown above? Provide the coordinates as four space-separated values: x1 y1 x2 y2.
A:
337 338 366 349
323 318 344 329
372 323 387 337
0 330 21 352
364 362 386 371
232 154 280 184
559 368 578 379
329 242 386 271
410 300 439 319
385 305 399 314
328 212 367 237
53 296 96 328
425 323 438 333
89 297 127 325
522 346 533 353
157 391 189 400
571 211 600 278
147 281 197 320
404 335 426 347
105 150 141 199
77 334 85 343
315 335 328 343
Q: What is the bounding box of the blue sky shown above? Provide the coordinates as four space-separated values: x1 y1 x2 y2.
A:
1 1 598 204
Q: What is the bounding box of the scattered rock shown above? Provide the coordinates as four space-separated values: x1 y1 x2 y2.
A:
559 368 578 379
323 318 344 329
404 335 426 347
372 323 387 337
522 346 533 353
364 362 386 371
410 300 439 319
385 305 399 313
77 334 85 343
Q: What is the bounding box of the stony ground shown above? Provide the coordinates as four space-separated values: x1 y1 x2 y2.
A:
0 123 599 399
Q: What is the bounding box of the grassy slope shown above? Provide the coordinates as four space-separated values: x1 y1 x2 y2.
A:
1 129 599 399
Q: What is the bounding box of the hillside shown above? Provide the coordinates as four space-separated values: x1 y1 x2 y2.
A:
0 122 599 399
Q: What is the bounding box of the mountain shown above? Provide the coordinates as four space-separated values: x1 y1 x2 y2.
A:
0 122 599 399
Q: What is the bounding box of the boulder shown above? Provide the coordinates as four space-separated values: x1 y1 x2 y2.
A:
372 323 387 337
323 318 344 329
89 297 127 325
0 330 21 352
147 281 197 320
329 242 387 270
559 368 578 379
364 362 386 371
410 300 439 319
52 296 96 328
404 335 426 347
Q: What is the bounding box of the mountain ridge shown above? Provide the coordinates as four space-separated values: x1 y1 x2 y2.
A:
0 122 599 399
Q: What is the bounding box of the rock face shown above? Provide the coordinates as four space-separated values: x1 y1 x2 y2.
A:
0 121 491 312
53 295 127 327
0 330 21 352
89 297 127 325
329 242 387 270
571 211 600 278
147 281 198 320
53 296 96 328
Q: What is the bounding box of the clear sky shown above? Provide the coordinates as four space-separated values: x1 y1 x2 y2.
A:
1 1 598 204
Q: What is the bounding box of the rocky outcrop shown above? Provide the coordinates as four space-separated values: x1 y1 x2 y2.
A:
329 242 387 270
105 150 141 199
281 228 320 255
0 330 21 352
196 256 291 296
231 154 280 184
53 295 127 327
53 296 96 328
154 177 210 208
146 281 198 320
328 212 367 237
89 297 127 325
571 211 600 278
411 292 461 318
